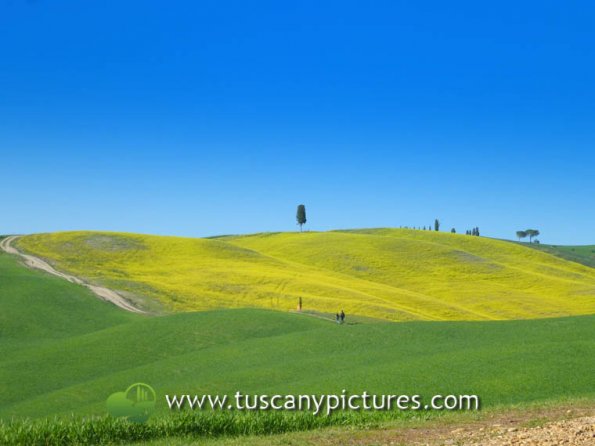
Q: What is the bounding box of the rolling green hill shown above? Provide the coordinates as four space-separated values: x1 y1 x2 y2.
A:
0 247 139 355
1 246 594 444
16 229 595 321
1 250 594 418
523 242 595 268
4 308 594 420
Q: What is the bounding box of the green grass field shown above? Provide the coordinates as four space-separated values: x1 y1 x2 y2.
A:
0 245 139 355
1 240 594 444
523 242 595 268
16 229 595 321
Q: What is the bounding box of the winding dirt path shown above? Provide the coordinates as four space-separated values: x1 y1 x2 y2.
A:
0 235 146 314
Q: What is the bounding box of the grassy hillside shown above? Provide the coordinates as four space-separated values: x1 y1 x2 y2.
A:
523 243 595 268
17 229 595 321
1 249 594 444
4 308 594 420
2 245 595 419
0 249 139 355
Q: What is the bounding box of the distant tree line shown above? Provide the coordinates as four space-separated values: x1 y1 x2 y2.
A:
396 218 481 238
293 206 540 244
296 208 485 239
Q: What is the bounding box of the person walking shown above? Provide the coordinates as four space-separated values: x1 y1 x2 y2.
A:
340 310 345 323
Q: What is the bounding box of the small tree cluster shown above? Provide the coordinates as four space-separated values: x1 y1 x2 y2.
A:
398 219 476 237
516 229 540 243
466 227 480 236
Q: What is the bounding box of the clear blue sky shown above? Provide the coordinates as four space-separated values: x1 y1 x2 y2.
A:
1 1 593 244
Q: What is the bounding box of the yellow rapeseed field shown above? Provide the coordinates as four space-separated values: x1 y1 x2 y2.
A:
17 229 595 321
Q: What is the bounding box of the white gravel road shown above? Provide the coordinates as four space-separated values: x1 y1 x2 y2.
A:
0 235 145 314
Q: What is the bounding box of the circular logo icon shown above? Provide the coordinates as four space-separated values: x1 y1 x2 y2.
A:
106 382 156 423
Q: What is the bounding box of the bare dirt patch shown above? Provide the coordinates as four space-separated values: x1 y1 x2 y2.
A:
229 403 595 446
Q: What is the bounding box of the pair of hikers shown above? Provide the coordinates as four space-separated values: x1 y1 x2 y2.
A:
335 310 345 324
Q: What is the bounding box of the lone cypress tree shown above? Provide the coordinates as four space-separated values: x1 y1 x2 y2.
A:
434 219 440 231
296 204 307 232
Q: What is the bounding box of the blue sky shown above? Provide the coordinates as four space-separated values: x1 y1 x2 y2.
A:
1 1 593 244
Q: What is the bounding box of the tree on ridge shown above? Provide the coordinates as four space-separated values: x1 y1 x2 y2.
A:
296 204 307 232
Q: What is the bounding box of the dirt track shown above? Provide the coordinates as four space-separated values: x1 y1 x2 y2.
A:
0 235 145 314
268 404 595 446
456 415 595 445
